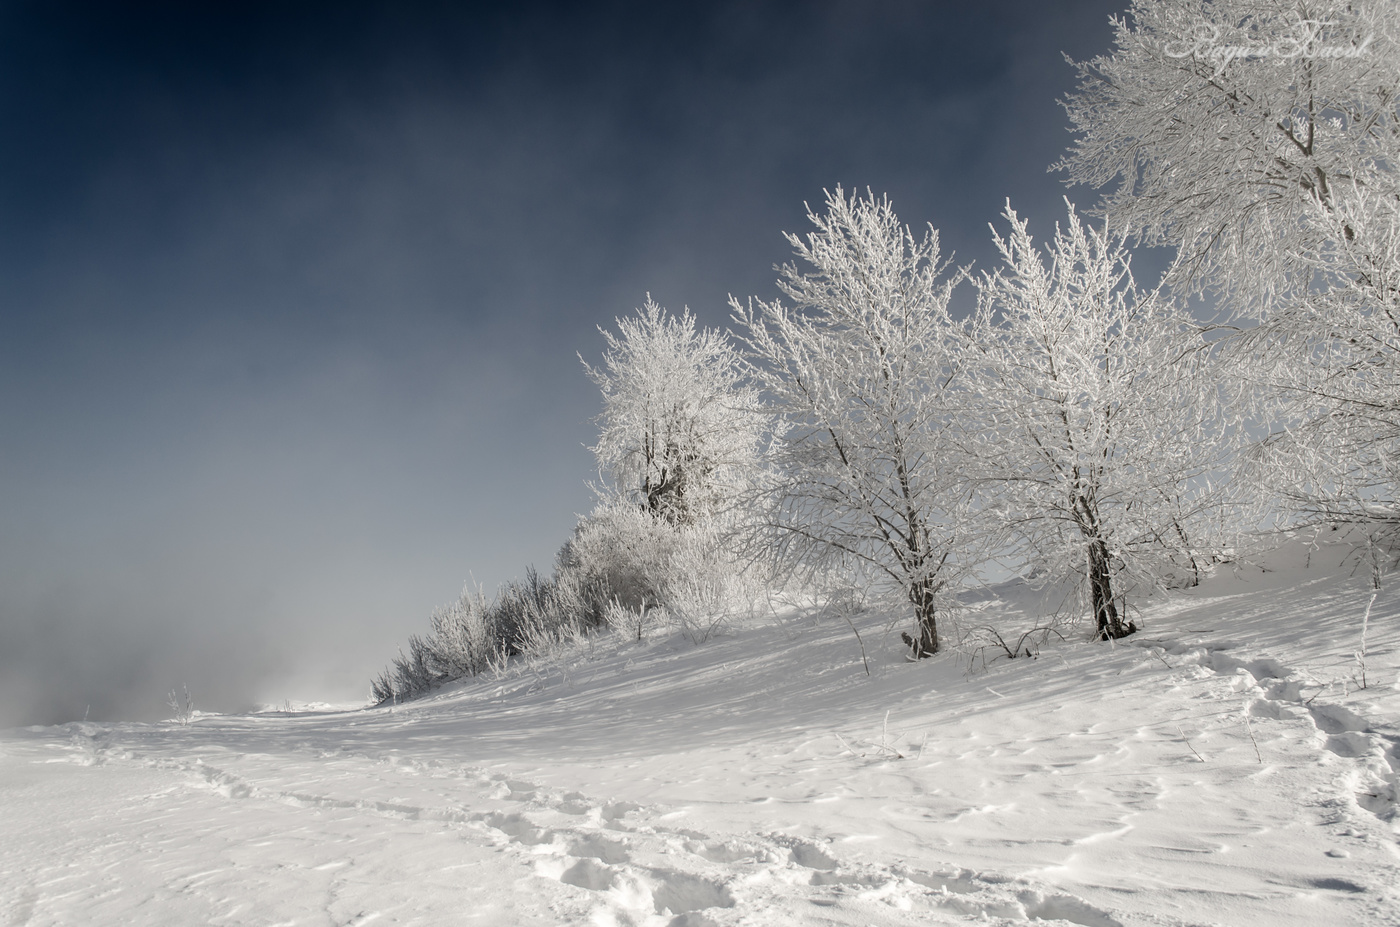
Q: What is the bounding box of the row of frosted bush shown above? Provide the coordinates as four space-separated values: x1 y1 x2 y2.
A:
370 501 750 704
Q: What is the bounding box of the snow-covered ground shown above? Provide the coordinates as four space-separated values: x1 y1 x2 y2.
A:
3 536 1398 926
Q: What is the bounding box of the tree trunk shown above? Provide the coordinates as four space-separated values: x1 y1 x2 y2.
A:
1088 538 1135 640
903 578 940 658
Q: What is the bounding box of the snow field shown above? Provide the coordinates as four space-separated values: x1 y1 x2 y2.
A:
2 537 1398 926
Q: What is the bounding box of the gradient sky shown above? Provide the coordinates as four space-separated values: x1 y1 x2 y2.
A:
0 0 1134 726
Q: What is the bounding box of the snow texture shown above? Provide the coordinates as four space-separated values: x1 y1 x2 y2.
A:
3 537 1399 926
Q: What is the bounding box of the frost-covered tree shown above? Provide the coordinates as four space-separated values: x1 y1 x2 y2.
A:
574 298 772 625
969 202 1240 640
583 297 769 526
733 188 977 657
1057 0 1400 525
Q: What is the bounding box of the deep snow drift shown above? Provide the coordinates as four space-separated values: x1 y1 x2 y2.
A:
2 536 1398 926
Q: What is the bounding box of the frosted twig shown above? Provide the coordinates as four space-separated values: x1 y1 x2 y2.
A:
1243 711 1262 764
835 712 908 759
1356 590 1377 690
838 609 871 676
1176 724 1205 763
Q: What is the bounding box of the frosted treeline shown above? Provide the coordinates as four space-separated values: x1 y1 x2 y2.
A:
374 0 1400 703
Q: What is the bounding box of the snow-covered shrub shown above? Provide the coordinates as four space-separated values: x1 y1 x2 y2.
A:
166 684 194 725
369 520 756 704
600 597 655 642
493 567 591 653
427 586 506 675
556 500 683 616
556 496 757 641
370 568 591 704
370 633 444 704
663 515 760 643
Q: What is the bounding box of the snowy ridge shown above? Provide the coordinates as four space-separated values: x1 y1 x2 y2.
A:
2 538 1399 926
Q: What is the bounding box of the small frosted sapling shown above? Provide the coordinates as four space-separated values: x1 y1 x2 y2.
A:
166 684 194 725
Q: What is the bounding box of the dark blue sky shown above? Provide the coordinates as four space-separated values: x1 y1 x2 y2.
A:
0 0 1130 725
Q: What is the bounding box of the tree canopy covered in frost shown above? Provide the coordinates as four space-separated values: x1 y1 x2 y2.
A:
969 201 1242 639
582 297 769 527
734 188 979 657
1241 161 1400 524
1057 0 1399 308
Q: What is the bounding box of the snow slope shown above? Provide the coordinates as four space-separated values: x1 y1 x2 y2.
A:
2 535 1398 926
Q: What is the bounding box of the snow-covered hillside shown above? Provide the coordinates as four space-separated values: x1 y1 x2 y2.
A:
2 537 1398 927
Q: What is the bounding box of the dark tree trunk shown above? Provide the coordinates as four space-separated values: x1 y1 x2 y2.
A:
1088 538 1135 640
901 578 940 658
1170 518 1201 588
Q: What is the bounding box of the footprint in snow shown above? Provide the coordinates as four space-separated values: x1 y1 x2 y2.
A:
684 838 762 864
649 871 735 916
309 763 1133 926
568 833 630 864
478 810 554 846
769 834 838 870
558 857 617 891
538 846 734 918
486 773 543 801
556 790 594 815
1182 645 1399 824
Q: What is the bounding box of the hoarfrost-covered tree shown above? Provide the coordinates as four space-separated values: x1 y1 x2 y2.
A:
573 298 773 622
583 296 769 526
970 202 1240 640
733 188 976 658
1057 0 1400 525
